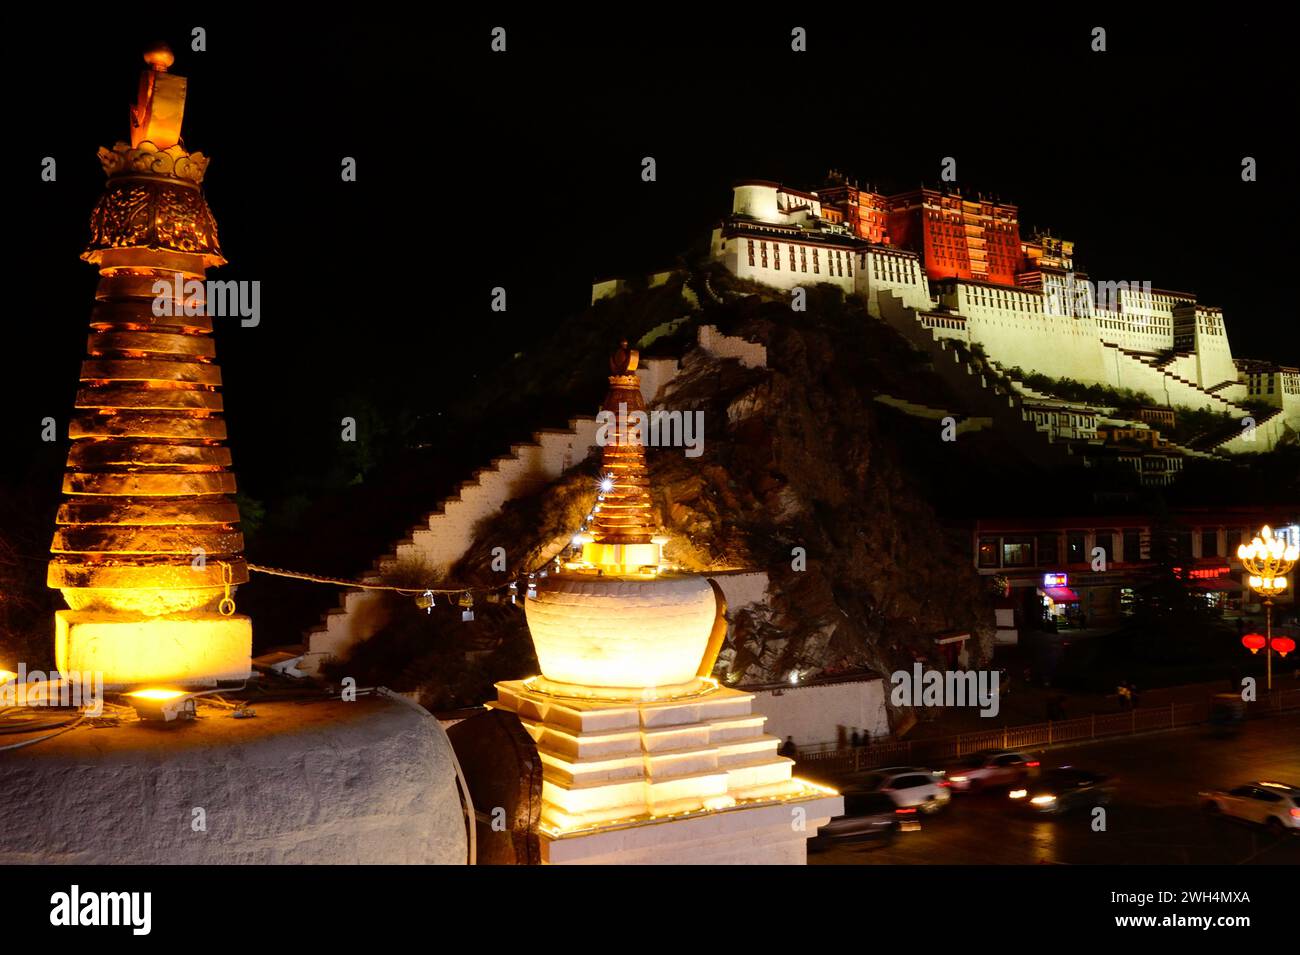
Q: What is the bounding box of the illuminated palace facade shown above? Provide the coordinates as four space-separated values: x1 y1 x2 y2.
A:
710 175 1299 454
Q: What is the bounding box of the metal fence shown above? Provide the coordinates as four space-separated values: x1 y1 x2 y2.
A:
796 688 1300 777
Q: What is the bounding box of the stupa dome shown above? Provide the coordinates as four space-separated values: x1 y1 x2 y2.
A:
525 573 717 692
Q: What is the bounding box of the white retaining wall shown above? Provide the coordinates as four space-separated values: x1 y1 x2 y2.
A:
749 679 890 747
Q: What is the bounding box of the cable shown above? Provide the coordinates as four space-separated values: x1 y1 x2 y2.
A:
0 714 86 752
243 468 613 601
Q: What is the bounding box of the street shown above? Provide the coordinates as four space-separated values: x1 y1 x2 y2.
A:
811 714 1300 865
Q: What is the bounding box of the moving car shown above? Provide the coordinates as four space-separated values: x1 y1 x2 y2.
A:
856 766 951 814
1200 781 1300 834
1008 766 1114 814
944 750 1041 792
809 790 905 850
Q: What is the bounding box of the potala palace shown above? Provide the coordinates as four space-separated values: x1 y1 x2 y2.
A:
710 175 1299 457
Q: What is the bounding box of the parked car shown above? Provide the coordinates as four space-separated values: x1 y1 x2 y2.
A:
1200 781 1300 835
809 790 905 850
856 766 951 813
944 750 1041 792
1008 766 1114 814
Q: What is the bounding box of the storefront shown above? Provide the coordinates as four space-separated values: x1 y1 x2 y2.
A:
1177 564 1243 614
1038 573 1080 624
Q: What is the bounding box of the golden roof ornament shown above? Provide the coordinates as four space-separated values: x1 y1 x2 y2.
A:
84 42 224 267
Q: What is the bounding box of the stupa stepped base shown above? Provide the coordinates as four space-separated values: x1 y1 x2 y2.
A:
490 679 841 864
55 610 252 689
541 798 841 865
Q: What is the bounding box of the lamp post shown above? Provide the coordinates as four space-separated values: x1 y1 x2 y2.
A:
1237 525 1299 691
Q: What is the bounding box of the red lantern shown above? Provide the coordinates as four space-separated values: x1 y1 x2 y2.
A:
1272 636 1296 658
1242 633 1267 654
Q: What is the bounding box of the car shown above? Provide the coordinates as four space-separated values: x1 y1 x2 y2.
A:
1200 781 1300 835
944 750 1041 792
1008 766 1114 814
809 790 906 850
855 766 952 813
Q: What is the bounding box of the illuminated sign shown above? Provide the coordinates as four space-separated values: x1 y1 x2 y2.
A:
1043 573 1068 588
1172 566 1231 580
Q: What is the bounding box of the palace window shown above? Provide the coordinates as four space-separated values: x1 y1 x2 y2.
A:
1037 533 1059 565
761 242 768 268
813 249 819 274
801 247 807 272
748 239 755 267
1095 531 1115 566
1200 529 1219 557
1067 533 1086 563
789 245 796 271
977 537 1000 568
1002 536 1035 567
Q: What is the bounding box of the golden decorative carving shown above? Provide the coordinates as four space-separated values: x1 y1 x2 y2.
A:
96 141 209 184
84 178 225 266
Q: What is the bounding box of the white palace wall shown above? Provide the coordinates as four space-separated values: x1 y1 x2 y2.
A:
857 248 931 311
941 284 1112 383
715 229 857 294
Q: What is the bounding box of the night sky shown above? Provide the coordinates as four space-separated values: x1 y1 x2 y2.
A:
4 11 1296 550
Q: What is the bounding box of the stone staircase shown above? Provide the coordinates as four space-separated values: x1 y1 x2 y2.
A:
1189 406 1287 453
1103 343 1244 416
874 292 1078 469
299 414 604 675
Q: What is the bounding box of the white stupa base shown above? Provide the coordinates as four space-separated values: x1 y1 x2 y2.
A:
0 693 467 865
491 679 841 864
542 796 841 864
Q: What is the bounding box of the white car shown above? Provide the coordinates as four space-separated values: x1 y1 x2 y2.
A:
1200 781 1300 835
944 750 1041 792
858 766 952 814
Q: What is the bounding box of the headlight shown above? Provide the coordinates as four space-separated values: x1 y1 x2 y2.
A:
950 775 968 783
1009 789 1027 799
1030 795 1057 806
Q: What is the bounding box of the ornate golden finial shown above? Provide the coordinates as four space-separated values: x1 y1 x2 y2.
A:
83 43 222 266
143 41 175 71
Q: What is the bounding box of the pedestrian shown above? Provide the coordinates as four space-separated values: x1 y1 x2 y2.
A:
850 728 861 749
1130 684 1140 708
779 735 798 760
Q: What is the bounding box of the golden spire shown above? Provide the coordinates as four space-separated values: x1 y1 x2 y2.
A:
49 43 245 625
573 342 667 576
591 341 654 546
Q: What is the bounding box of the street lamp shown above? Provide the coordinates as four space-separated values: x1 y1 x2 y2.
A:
1237 525 1299 691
